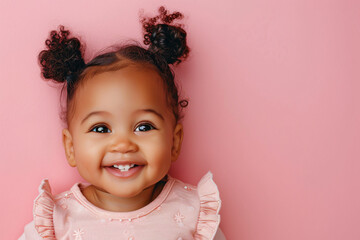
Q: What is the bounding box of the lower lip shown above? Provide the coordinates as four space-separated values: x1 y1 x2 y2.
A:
104 165 143 178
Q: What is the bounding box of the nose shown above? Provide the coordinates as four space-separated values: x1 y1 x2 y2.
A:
110 133 138 153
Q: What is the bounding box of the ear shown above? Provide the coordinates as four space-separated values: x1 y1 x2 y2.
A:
171 123 184 162
62 128 76 167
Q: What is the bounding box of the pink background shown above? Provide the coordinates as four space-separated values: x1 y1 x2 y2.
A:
1 0 359 239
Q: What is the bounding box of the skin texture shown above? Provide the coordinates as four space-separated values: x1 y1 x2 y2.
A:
62 65 184 212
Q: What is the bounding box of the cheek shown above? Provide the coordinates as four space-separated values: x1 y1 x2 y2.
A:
141 134 173 161
73 135 104 164
74 146 101 181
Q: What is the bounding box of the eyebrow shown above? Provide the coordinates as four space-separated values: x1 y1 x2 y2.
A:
81 109 164 125
137 109 164 121
81 111 110 125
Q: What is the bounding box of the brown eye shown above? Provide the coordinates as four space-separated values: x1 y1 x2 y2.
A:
90 125 111 133
135 123 156 132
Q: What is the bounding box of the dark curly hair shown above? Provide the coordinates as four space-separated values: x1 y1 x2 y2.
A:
38 6 190 127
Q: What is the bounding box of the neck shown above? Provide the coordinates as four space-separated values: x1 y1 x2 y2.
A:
81 180 166 212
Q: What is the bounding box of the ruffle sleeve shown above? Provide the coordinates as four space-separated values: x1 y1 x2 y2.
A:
32 179 56 239
194 172 222 240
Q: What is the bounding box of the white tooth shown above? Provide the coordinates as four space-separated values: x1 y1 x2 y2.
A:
112 164 135 171
117 165 128 172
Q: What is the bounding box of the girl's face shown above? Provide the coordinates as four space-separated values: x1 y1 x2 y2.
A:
62 65 183 199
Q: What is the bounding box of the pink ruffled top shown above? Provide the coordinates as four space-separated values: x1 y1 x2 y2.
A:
20 172 222 240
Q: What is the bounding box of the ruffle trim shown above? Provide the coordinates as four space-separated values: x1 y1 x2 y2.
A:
194 171 222 240
33 179 56 239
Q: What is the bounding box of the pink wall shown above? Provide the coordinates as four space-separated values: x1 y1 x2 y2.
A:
1 0 359 239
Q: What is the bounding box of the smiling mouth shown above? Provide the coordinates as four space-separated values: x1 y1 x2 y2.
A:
111 164 138 172
105 164 144 178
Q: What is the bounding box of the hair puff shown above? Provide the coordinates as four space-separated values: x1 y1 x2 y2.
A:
38 25 85 84
142 6 190 65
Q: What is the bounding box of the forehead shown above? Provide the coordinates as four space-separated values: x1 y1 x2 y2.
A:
72 65 170 120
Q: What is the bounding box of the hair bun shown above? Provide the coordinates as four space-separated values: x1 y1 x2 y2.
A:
38 25 85 84
142 6 190 65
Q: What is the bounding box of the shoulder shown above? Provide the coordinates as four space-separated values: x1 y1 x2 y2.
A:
194 172 222 239
169 172 222 240
27 179 77 239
